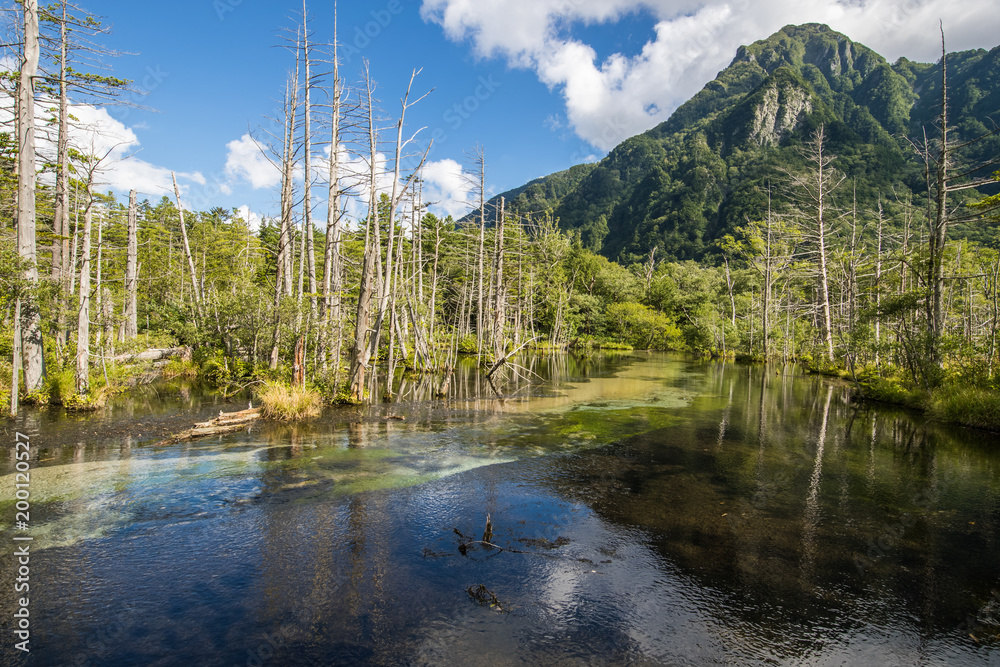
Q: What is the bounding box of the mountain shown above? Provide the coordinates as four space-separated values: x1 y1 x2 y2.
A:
487 24 1000 264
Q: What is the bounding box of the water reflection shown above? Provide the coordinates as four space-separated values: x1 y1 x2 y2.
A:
0 354 997 665
547 361 999 663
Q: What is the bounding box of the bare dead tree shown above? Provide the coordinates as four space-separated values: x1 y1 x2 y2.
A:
172 172 202 317
784 124 844 362
16 0 45 394
121 188 138 340
906 25 1000 369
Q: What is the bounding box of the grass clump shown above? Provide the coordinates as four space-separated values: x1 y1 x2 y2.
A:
257 381 322 420
162 358 199 379
856 374 925 410
927 385 1000 431
63 388 109 412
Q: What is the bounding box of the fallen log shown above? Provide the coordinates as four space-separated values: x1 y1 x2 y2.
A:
485 337 538 380
112 346 193 364
153 407 261 446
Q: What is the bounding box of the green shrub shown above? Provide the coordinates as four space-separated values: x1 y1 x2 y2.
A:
605 302 681 350
63 386 109 411
856 374 924 409
456 334 479 355
162 358 199 379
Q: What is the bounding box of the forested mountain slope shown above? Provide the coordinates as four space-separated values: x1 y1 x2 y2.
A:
488 23 1000 264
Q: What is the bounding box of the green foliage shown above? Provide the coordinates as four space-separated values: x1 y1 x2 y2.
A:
46 367 76 405
62 388 108 412
605 302 681 350
162 358 198 379
7 22 1000 424
456 334 480 355
198 349 255 388
480 24 999 262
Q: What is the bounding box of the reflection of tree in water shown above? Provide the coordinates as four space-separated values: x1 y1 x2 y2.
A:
541 361 997 649
799 384 831 589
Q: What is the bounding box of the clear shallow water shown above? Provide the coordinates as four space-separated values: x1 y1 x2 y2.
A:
1 353 998 665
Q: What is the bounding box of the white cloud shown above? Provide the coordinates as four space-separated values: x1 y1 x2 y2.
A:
224 133 280 189
422 0 1000 150
422 158 476 218
234 205 264 231
0 90 204 199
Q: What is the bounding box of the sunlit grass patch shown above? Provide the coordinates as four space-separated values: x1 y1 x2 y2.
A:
258 381 322 420
856 374 924 410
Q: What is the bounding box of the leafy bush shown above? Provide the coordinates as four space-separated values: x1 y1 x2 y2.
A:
46 367 76 405
199 349 254 387
605 302 682 350
63 388 108 412
856 374 923 409
456 334 479 355
162 358 199 379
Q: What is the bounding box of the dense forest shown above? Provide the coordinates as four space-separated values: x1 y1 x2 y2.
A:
3 7 1000 429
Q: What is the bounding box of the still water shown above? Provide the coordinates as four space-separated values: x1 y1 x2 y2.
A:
1 353 998 665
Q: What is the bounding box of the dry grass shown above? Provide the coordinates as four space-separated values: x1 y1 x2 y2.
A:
258 381 322 421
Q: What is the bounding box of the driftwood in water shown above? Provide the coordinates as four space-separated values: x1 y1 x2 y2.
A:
485 337 538 381
154 407 261 446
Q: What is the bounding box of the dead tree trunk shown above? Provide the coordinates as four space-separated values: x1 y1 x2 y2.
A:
172 172 202 317
474 146 486 360
75 181 94 395
322 74 343 374
281 56 299 298
491 196 506 357
293 334 306 388
52 1 71 347
302 4 318 321
271 66 300 369
17 0 44 394
349 64 380 401
122 189 138 340
10 298 21 416
367 69 429 369
786 125 841 362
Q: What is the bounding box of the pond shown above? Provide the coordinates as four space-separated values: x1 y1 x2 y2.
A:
1 352 998 665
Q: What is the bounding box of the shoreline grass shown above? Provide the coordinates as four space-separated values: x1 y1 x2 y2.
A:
258 381 322 420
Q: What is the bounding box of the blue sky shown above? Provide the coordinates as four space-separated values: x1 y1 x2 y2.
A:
56 0 1000 222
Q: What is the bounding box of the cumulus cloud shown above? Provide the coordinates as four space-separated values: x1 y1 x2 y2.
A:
228 135 402 216
422 158 476 219
234 205 264 231
0 90 203 199
224 134 281 190
422 0 1000 150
